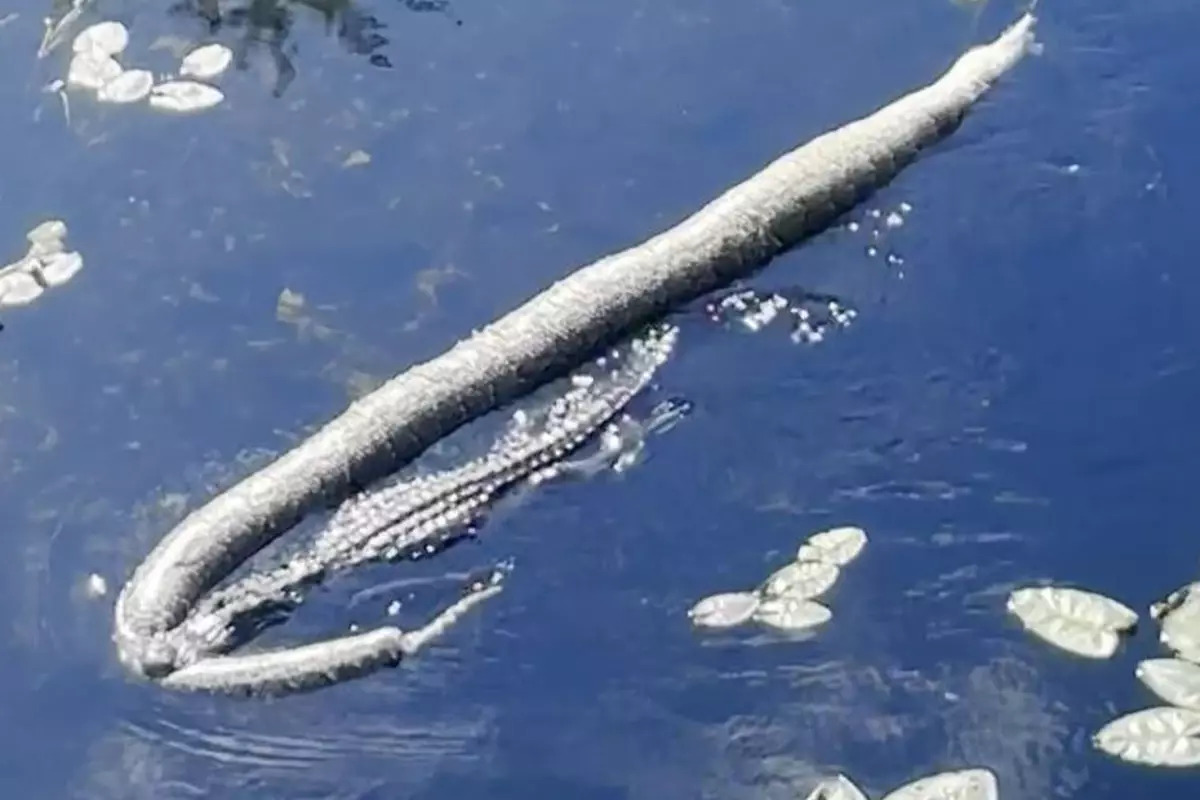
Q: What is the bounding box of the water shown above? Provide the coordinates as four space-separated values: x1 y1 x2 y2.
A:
0 0 1197 796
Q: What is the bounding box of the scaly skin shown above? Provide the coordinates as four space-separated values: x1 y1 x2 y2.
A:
114 14 1038 693
165 325 677 668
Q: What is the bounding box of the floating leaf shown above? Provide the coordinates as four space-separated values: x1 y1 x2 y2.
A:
688 592 759 629
26 220 67 252
27 240 62 260
805 774 868 800
1137 658 1200 711
72 20 129 57
98 69 153 104
1014 586 1138 631
1151 581 1200 621
1007 586 1137 658
343 149 372 168
148 80 224 113
179 43 233 80
798 526 868 566
0 271 45 307
67 51 123 90
1015 610 1119 658
880 768 998 800
762 559 839 600
752 597 832 632
35 252 84 287
1093 706 1200 767
1159 588 1200 664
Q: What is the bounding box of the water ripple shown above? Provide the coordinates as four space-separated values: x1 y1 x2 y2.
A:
70 698 496 798
120 712 488 768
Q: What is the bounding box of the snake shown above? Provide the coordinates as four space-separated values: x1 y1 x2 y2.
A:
113 13 1038 695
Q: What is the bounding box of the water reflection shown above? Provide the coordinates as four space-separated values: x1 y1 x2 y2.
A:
163 0 458 95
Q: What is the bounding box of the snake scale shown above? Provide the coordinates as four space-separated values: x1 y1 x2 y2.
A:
114 14 1038 695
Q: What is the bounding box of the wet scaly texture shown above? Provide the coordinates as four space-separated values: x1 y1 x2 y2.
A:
113 15 1038 693
162 324 679 669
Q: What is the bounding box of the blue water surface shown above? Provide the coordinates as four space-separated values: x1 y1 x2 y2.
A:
1 0 1198 797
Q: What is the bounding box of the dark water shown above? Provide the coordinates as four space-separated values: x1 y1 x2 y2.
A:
1 0 1198 797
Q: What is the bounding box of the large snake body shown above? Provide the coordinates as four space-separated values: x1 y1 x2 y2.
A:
114 15 1038 695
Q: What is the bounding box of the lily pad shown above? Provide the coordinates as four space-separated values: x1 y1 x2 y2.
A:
798 525 868 566
98 69 153 104
688 592 759 629
1017 610 1120 658
149 80 224 113
752 596 832 632
1137 658 1200 711
1007 585 1137 658
35 252 84 287
804 774 868 800
1158 587 1200 663
1015 586 1139 631
0 271 45 307
26 220 67 251
762 559 839 600
880 767 998 800
72 21 129 57
1093 706 1200 767
179 43 233 80
67 51 123 90
1151 581 1200 621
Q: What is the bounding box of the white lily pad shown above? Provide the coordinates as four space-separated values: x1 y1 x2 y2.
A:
1093 706 1200 767
752 597 832 632
762 559 840 600
1159 588 1200 663
97 69 153 104
805 774 868 800
26 219 67 250
1152 582 1200 621
798 526 868 567
1010 586 1139 631
179 43 233 80
0 271 45 307
72 21 129 57
1014 606 1120 658
880 768 998 800
1137 658 1200 711
148 80 224 113
67 51 123 90
27 240 62 259
688 592 759 629
1164 630 1200 664
35 252 84 287
1007 586 1137 658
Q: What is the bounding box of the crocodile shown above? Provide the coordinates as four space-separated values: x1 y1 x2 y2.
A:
163 323 679 673
114 13 1039 695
